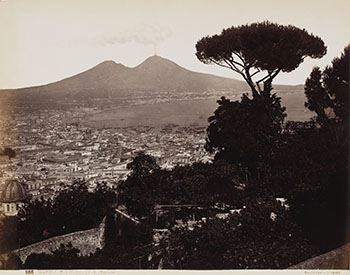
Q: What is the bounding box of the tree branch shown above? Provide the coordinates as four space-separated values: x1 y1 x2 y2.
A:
244 66 259 97
256 74 269 84
250 69 261 78
223 59 243 73
208 58 233 70
208 58 251 88
232 51 245 64
227 57 245 69
255 82 262 93
270 69 281 80
256 69 281 84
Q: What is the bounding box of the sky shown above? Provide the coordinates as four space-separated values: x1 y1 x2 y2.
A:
0 0 349 89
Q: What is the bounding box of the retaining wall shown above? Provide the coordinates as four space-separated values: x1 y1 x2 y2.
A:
12 217 105 264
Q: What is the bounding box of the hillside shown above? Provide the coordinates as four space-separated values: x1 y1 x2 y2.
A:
0 55 302 101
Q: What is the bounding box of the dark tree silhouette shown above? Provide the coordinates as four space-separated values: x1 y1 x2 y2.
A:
126 151 160 178
119 157 246 220
160 199 319 269
205 94 286 169
17 181 116 247
0 217 18 253
305 45 349 124
196 22 327 169
23 243 82 269
196 21 326 97
118 153 162 218
294 45 350 250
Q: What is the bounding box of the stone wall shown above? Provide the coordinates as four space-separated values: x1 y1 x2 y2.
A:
12 217 106 264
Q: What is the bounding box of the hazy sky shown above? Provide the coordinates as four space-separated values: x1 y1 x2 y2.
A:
0 0 349 89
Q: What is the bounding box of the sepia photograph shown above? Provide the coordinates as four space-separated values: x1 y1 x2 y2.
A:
0 0 349 271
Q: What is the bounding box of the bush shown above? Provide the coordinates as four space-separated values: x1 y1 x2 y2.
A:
160 198 319 269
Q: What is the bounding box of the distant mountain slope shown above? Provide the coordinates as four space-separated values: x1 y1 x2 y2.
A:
15 56 247 95
0 55 304 102
128 55 246 91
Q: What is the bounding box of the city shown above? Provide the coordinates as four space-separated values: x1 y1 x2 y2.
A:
0 104 211 203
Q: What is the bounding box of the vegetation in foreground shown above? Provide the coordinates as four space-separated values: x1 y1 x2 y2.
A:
1 22 348 269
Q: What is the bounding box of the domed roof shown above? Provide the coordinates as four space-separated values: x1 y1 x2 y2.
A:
1 180 27 203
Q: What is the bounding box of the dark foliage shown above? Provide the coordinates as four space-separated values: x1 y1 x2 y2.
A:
206 95 285 170
268 139 348 251
288 46 350 250
118 153 163 218
196 24 347 254
259 46 350 251
196 21 326 97
160 199 319 269
16 181 116 248
0 217 18 253
90 218 154 269
119 156 246 220
264 121 327 196
260 121 348 251
195 22 326 170
23 243 82 269
104 208 118 246
305 45 349 124
126 151 160 179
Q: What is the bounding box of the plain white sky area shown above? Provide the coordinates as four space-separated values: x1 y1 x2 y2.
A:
0 0 349 89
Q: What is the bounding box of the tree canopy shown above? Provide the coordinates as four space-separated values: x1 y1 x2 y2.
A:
196 21 326 96
299 45 350 250
16 181 117 248
205 95 286 169
126 151 160 179
118 155 246 221
160 199 319 269
305 44 349 124
196 22 327 170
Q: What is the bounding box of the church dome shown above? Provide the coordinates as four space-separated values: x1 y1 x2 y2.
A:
1 180 27 203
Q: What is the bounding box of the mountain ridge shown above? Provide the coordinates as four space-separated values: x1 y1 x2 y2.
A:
0 55 303 99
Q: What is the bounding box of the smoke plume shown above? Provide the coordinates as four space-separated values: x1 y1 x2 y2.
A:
101 24 172 55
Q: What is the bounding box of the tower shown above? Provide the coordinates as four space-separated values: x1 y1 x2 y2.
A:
1 180 27 216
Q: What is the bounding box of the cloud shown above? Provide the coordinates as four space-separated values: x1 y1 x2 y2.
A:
100 24 172 54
